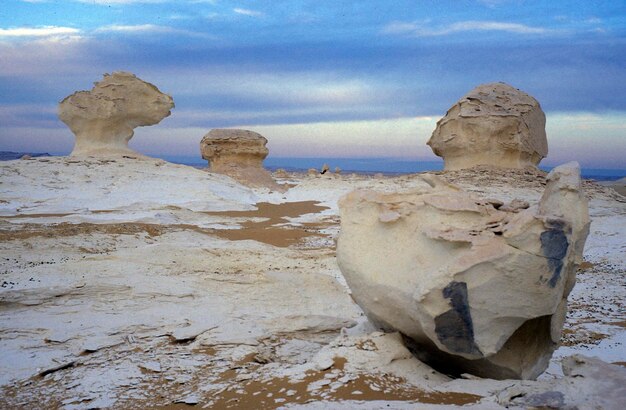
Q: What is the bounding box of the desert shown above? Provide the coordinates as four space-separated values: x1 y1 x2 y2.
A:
1 2 625 407
1 139 624 408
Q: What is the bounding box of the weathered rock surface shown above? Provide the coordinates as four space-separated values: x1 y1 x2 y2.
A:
427 83 548 170
200 129 281 190
59 71 174 157
497 355 626 409
336 162 589 379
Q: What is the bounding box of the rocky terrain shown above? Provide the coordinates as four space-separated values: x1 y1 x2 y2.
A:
1 155 624 409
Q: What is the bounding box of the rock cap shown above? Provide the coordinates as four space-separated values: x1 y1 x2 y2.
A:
428 82 547 170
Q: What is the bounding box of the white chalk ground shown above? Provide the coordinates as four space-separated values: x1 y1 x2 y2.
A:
0 156 624 409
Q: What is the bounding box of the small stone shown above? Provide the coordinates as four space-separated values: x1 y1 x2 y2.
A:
175 395 199 405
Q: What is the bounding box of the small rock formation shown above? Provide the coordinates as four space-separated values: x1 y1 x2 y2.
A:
334 167 342 174
336 162 589 380
59 72 174 157
427 83 548 170
200 129 281 190
274 169 289 178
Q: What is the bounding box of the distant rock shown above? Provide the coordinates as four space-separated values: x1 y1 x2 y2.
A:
428 83 547 170
0 151 50 161
336 162 589 380
600 177 626 197
274 169 289 178
59 71 174 157
200 129 282 190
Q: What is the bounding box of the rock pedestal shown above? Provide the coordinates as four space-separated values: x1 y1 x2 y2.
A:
200 129 281 190
336 162 589 380
427 83 548 170
59 72 174 157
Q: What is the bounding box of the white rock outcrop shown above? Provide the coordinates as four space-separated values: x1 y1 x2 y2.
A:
200 129 281 190
59 72 174 157
427 82 548 170
336 162 589 380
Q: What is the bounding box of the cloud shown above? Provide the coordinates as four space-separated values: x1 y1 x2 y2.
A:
382 20 550 36
0 26 80 38
128 116 439 158
94 24 216 39
476 0 509 8
95 24 175 33
73 0 167 4
233 8 265 18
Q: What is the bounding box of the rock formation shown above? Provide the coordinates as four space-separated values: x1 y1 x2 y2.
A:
59 72 174 157
200 129 281 190
336 162 589 380
427 83 548 170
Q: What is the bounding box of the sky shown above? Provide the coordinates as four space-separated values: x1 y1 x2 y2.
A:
0 0 625 168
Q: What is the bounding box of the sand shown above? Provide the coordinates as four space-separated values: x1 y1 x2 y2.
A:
0 157 624 409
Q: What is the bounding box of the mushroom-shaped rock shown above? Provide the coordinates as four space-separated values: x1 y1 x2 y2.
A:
59 72 174 157
200 129 281 190
336 162 589 380
427 83 548 170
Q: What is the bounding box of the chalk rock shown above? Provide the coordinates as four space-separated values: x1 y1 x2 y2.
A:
336 162 589 379
59 72 174 157
200 129 281 190
427 83 547 170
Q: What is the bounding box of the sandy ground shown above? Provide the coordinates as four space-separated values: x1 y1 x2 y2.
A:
0 156 624 409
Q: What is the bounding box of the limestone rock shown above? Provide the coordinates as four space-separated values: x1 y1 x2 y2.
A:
200 129 281 190
499 355 626 409
59 72 174 157
336 162 589 380
274 169 289 178
427 83 548 170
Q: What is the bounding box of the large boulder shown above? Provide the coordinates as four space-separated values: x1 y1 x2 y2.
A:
427 83 548 170
336 162 589 380
200 129 282 190
59 72 174 157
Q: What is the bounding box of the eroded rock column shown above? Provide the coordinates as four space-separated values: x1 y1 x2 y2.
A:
200 129 282 190
59 71 174 157
427 82 548 170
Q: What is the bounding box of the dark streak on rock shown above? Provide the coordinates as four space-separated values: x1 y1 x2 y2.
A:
434 281 482 356
38 361 75 377
540 222 569 288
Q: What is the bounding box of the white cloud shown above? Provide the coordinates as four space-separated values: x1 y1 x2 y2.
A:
476 0 509 8
95 24 175 33
94 24 215 39
74 0 167 4
0 26 80 38
160 69 379 108
382 20 550 36
233 8 265 18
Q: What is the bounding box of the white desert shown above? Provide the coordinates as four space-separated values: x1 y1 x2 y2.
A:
1 74 624 409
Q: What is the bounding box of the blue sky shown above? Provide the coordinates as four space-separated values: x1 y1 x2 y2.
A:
0 0 624 168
